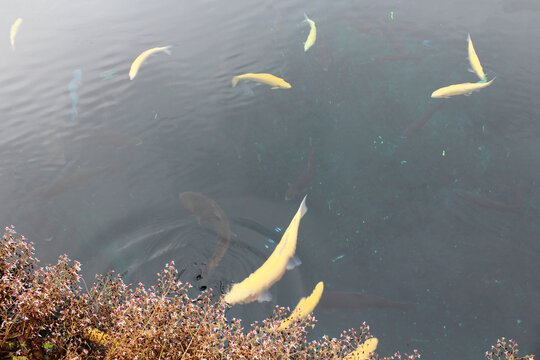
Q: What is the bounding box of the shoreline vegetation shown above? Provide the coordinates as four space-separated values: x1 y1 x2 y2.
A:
0 227 533 360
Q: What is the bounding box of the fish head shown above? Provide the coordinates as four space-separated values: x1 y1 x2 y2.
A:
281 81 292 89
430 89 445 98
179 192 195 212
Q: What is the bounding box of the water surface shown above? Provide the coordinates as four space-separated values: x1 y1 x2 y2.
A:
1 0 539 359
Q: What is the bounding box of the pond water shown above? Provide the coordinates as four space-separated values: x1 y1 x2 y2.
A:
1 0 539 358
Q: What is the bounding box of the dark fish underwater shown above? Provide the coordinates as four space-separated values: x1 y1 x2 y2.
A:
180 191 233 279
453 188 521 212
285 141 314 201
401 101 445 139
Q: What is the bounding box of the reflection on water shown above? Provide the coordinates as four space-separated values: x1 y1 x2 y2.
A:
0 0 539 359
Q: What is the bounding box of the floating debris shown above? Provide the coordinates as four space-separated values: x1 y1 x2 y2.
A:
100 69 117 80
331 254 345 262
68 69 82 121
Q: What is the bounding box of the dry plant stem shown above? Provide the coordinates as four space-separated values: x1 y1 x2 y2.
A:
157 339 167 359
142 280 172 330
181 304 209 360
2 309 26 346
3 228 529 360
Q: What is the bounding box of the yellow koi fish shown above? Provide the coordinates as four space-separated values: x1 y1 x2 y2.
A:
467 33 486 81
431 77 495 98
129 46 171 80
277 281 324 330
224 196 307 305
10 18 22 51
343 338 379 360
303 13 317 52
84 328 110 346
231 73 291 89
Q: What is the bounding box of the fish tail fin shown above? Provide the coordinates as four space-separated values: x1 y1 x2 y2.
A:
232 76 240 87
298 195 308 218
467 33 471 42
304 12 309 22
163 45 172 55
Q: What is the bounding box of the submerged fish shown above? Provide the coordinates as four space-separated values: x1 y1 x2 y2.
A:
378 20 405 53
431 77 495 98
224 196 307 305
453 188 521 212
319 290 409 312
286 141 314 200
342 14 374 35
231 73 291 89
180 192 233 278
10 18 22 51
100 70 117 80
277 281 324 330
400 101 445 139
303 13 317 52
467 33 486 81
69 69 82 121
129 45 171 80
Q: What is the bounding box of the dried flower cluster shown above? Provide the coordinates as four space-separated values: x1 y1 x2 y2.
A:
0 227 531 360
485 337 535 360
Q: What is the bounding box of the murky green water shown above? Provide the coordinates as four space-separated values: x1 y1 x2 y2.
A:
1 0 539 358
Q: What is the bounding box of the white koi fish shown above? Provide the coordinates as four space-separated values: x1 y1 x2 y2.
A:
10 18 22 51
232 73 291 89
224 196 307 305
129 46 171 80
467 33 486 81
277 281 324 330
303 13 317 52
343 338 379 360
431 77 495 98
